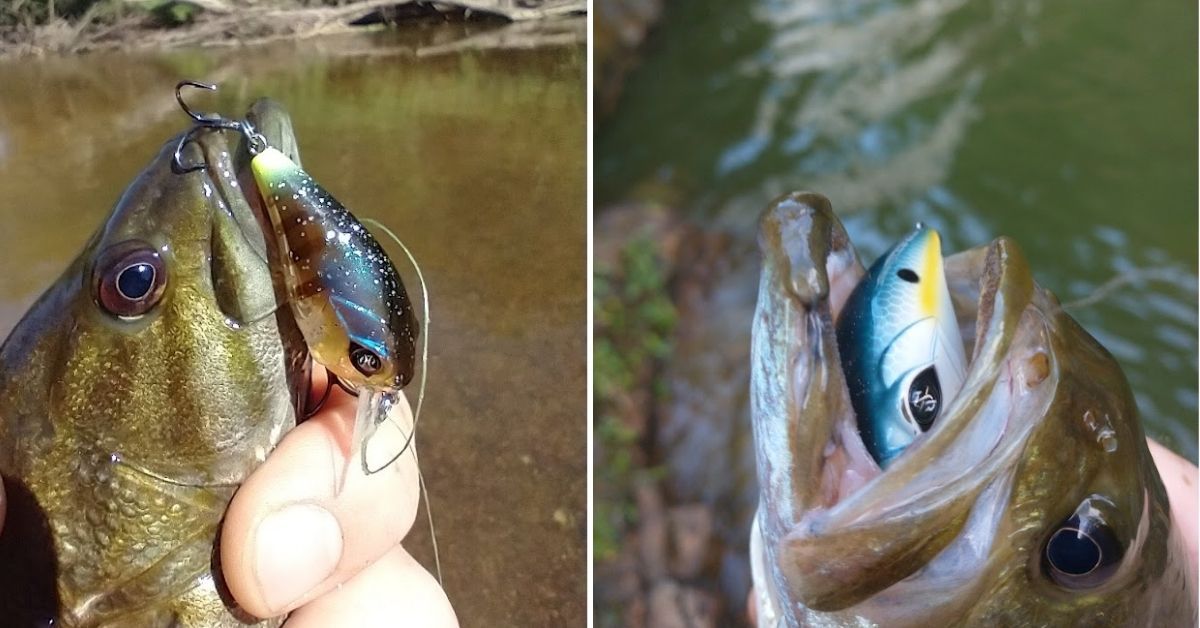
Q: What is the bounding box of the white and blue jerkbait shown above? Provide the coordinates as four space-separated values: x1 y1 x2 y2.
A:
835 225 968 468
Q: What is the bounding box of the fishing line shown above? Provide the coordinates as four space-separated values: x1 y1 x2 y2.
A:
360 217 430 474
1059 266 1189 311
415 456 444 587
359 218 441 584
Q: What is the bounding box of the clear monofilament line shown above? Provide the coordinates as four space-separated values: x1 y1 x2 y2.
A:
360 218 430 475
359 218 442 586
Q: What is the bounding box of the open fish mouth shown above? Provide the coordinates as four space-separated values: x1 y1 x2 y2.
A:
750 192 1176 624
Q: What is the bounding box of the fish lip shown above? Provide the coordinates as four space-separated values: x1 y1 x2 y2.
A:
752 193 1046 611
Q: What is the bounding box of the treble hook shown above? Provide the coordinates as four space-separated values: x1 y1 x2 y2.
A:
171 80 267 174
176 80 225 124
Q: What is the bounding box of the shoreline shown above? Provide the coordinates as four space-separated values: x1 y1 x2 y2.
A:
0 0 585 58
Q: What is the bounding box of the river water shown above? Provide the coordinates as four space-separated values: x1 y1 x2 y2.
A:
0 27 585 625
598 0 1197 461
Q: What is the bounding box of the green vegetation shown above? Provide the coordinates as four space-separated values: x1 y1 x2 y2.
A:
593 236 676 561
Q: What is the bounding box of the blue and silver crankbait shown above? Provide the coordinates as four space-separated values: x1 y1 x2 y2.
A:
835 224 967 468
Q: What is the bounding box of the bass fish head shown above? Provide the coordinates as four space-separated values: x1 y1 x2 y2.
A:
749 192 1194 627
836 225 968 468
0 100 308 625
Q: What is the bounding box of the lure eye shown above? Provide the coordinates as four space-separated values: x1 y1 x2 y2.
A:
896 268 919 283
1043 510 1123 588
904 366 941 430
94 242 167 319
350 343 383 377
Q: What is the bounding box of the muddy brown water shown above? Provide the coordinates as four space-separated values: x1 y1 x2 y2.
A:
0 28 585 626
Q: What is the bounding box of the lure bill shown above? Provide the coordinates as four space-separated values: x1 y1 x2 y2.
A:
835 224 967 468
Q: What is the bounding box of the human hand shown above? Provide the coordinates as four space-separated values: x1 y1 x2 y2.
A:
220 369 459 626
746 437 1199 625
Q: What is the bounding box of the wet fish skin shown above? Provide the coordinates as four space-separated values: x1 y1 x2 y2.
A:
0 102 308 626
750 192 1195 627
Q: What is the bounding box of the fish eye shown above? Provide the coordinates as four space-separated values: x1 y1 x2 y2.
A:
896 268 919 283
903 366 941 430
94 241 167 319
1043 503 1124 588
349 343 383 377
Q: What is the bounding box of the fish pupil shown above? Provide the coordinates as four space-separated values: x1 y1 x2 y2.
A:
1046 527 1101 576
896 268 919 283
1042 505 1123 588
117 263 155 299
906 366 941 430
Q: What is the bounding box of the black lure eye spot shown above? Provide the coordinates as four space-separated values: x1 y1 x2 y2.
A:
94 242 167 319
1043 508 1124 588
897 268 919 283
350 343 383 376
905 366 941 430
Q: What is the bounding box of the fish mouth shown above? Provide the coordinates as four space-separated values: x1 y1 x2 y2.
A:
192 100 312 417
751 192 1059 613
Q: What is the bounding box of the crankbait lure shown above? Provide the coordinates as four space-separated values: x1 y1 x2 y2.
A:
835 224 967 468
172 81 427 477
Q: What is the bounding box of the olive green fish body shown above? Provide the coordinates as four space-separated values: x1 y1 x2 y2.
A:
749 192 1195 626
0 102 308 627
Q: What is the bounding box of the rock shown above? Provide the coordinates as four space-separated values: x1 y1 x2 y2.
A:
668 503 714 579
647 580 722 628
655 224 762 619
635 481 668 580
594 201 682 272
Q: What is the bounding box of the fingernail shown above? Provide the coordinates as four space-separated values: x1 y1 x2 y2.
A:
254 503 343 613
